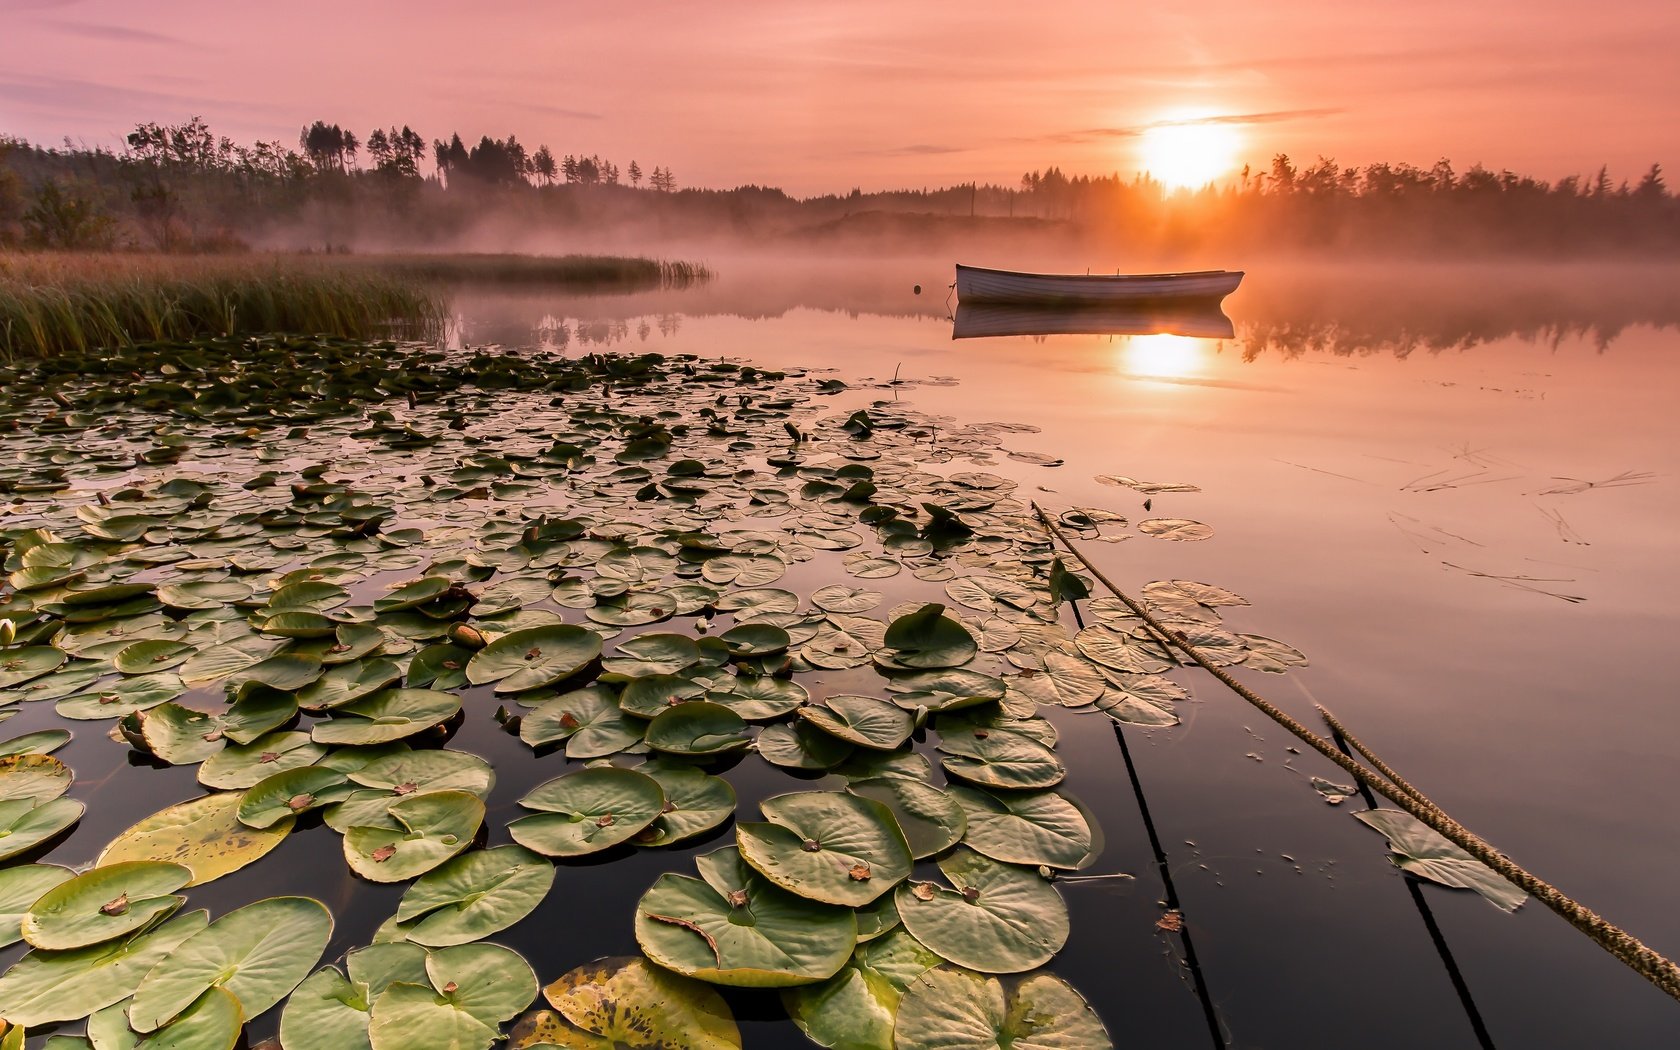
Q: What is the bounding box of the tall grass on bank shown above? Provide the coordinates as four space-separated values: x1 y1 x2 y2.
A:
0 253 447 361
342 253 711 289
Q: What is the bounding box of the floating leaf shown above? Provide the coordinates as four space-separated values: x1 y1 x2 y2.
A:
99 793 291 886
938 730 1066 791
810 585 882 615
1003 652 1105 709
465 626 602 693
894 849 1068 973
644 702 751 756
634 847 856 988
881 604 977 670
798 695 913 751
312 688 461 746
509 768 665 858
756 721 855 771
1137 518 1214 542
0 647 66 690
1355 809 1527 911
847 778 966 861
0 797 84 860
521 687 642 759
367 943 537 1050
238 766 355 828
632 761 737 848
327 750 494 832
542 956 741 1050
0 909 209 1026
384 845 554 947
948 786 1096 870
705 675 806 721
782 928 942 1050
197 731 325 790
737 792 912 906
0 753 73 802
345 790 485 883
0 864 74 949
21 861 191 951
892 968 1112 1049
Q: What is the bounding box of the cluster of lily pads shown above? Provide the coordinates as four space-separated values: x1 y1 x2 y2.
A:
0 334 1311 1048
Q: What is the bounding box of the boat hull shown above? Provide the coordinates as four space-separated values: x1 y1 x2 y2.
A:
955 264 1243 306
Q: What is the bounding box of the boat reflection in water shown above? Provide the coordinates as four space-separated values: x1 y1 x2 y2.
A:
951 300 1235 341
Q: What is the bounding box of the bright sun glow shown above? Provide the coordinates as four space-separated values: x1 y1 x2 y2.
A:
1140 116 1241 189
1121 334 1213 379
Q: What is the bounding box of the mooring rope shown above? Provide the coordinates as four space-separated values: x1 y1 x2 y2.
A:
1031 501 1680 1003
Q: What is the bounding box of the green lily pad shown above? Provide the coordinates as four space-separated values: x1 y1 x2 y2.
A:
99 793 292 886
0 864 74 949
381 845 554 947
1003 652 1105 709
278 966 374 1050
56 674 185 720
113 640 194 675
1073 625 1172 674
718 624 790 658
782 928 943 1050
879 604 976 671
634 847 857 988
312 688 461 746
95 983 245 1049
238 766 355 828
847 778 966 861
0 647 66 690
131 692 297 764
345 790 485 883
644 702 751 756
937 730 1065 791
618 674 706 719
0 754 74 802
405 642 474 690
0 730 70 757
196 731 325 790
521 687 643 758
541 956 741 1050
1355 809 1527 912
631 761 737 847
892 968 1112 1049
21 861 191 950
737 792 912 906
757 721 855 771
129 896 331 1032
811 586 883 615
295 658 405 710
1093 673 1184 727
0 797 84 860
465 626 602 693
509 768 666 857
894 849 1068 973
0 909 209 1026
327 750 496 833
600 634 703 677
706 675 807 721
799 696 913 751
948 786 1096 870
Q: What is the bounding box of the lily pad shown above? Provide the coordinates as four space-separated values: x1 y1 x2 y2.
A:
541 956 741 1050
327 749 495 832
99 793 292 886
737 792 912 906
706 675 807 721
948 786 1096 870
757 722 855 771
0 864 74 948
880 605 977 670
0 909 209 1026
894 849 1068 973
509 768 666 857
799 696 913 751
21 861 191 950
0 754 74 802
632 761 737 847
644 702 751 756
1355 809 1527 911
366 943 537 1050
937 730 1066 791
312 688 461 746
847 778 966 860
0 797 84 861
520 686 643 758
892 967 1112 1049
238 766 356 828
1137 518 1214 541
345 790 485 882
197 731 325 790
782 928 942 1050
634 847 857 988
465 626 602 693
129 896 331 1032
383 844 555 947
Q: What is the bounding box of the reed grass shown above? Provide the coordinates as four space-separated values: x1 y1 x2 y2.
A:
0 251 711 361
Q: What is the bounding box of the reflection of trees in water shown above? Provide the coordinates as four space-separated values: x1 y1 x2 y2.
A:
1234 271 1680 359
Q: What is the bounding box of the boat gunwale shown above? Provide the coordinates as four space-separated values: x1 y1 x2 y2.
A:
955 263 1241 283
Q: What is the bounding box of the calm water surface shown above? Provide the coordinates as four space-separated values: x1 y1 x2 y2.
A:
446 259 1680 1048
8 259 1677 1049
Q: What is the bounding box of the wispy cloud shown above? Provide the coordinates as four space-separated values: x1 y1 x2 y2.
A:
503 99 603 121
49 21 185 46
1044 108 1344 144
864 144 968 156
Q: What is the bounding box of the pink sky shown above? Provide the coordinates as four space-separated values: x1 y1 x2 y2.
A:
2 0 1676 195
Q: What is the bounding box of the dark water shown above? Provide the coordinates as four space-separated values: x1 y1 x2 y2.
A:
7 258 1679 1048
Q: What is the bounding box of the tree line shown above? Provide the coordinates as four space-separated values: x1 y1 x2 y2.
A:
0 115 1673 255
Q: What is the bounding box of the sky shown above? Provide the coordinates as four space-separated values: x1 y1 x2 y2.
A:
2 0 1677 195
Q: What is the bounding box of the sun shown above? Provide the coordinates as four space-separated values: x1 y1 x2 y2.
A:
1140 116 1241 189
1120 334 1212 379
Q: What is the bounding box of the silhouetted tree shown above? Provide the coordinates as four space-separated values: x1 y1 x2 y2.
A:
532 145 556 186
628 160 642 188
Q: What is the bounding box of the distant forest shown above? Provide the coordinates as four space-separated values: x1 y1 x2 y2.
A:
1 116 1676 257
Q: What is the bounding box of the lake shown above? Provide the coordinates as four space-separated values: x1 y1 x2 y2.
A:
2 257 1676 1048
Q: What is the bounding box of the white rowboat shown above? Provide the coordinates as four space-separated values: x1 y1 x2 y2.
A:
955 264 1243 306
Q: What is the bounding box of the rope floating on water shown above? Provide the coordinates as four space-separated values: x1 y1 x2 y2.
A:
1031 501 1680 1004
